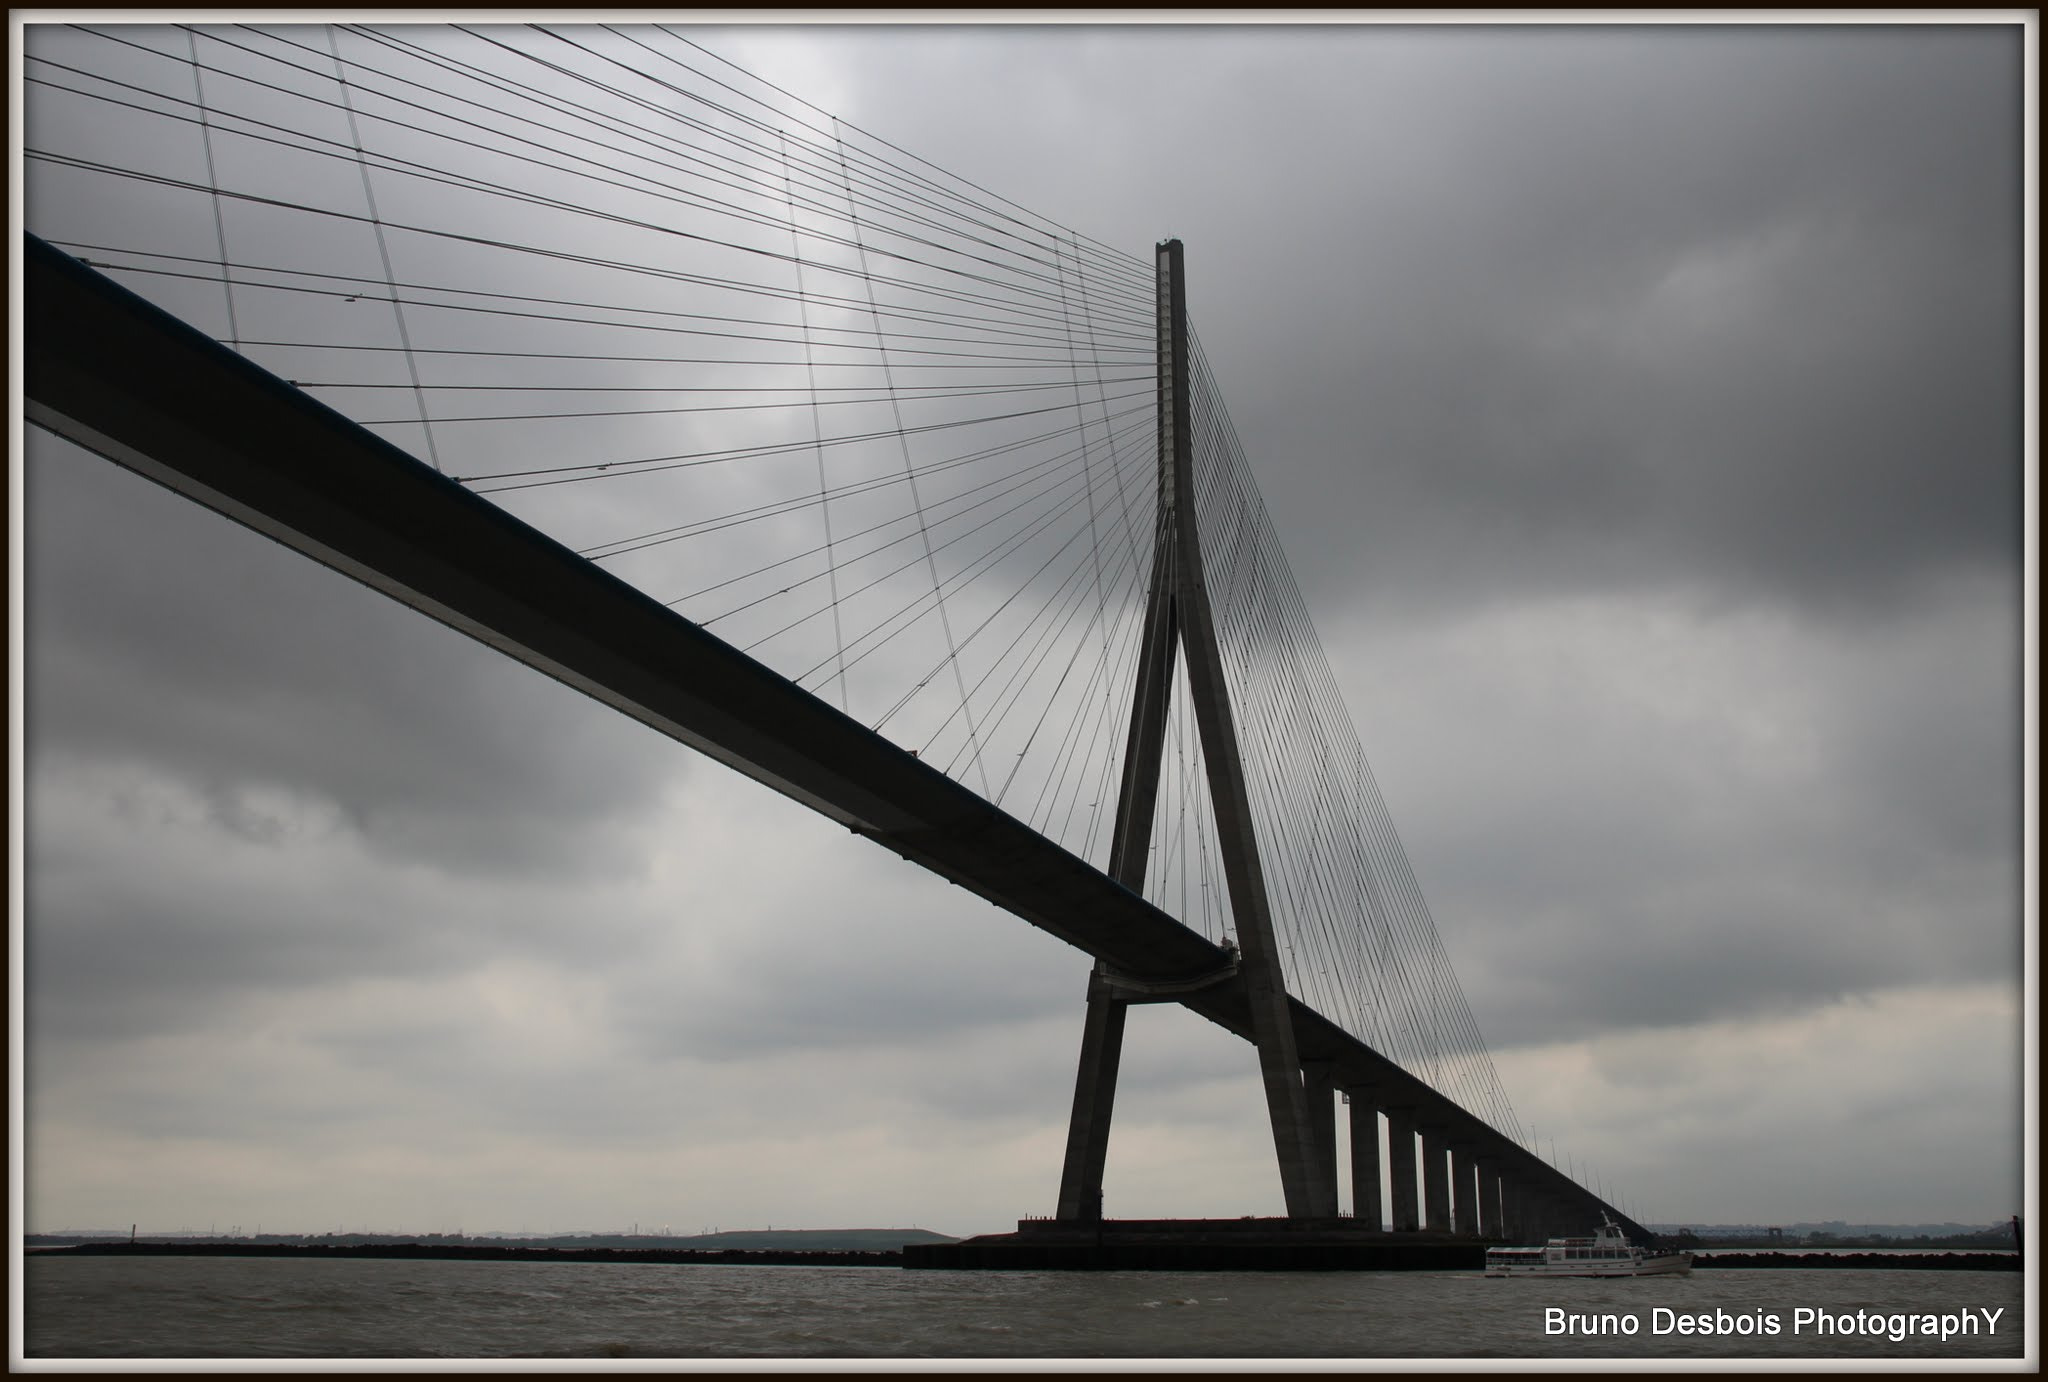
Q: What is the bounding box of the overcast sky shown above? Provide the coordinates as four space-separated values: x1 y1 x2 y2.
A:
17 18 2031 1237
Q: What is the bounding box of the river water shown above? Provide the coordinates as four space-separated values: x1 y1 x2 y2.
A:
20 1256 2028 1362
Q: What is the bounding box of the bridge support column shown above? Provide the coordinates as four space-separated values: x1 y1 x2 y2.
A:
1384 1109 1418 1231
1451 1144 1477 1236
1421 1129 1451 1232
1054 967 1126 1221
1473 1157 1500 1238
1304 1061 1339 1214
1347 1094 1382 1229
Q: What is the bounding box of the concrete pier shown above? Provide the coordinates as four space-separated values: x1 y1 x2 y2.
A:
1421 1129 1450 1232
1451 1144 1477 1236
1385 1109 1419 1231
904 1218 1488 1272
1305 1061 1340 1204
1473 1156 1500 1238
1348 1095 1382 1229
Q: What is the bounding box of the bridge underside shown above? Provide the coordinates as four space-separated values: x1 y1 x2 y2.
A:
25 234 1642 1243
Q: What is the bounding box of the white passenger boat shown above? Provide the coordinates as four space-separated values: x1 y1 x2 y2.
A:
1485 1214 1693 1277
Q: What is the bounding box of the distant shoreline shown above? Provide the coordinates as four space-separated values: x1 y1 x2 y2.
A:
1694 1251 2019 1272
48 1241 901 1268
39 1242 2022 1272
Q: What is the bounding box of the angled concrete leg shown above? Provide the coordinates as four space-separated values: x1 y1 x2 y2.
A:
1054 966 1126 1221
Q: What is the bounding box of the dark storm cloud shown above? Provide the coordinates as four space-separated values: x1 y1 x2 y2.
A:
1193 26 2024 623
816 25 2020 622
899 36 1980 622
23 763 670 1048
22 432 710 1073
1331 575 2019 1049
27 432 682 879
594 785 1091 1064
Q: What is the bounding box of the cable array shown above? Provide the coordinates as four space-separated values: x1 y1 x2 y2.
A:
27 21 1528 1155
1183 328 1524 1144
25 22 1155 856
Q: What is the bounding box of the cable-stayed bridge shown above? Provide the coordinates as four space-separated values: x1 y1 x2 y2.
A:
24 22 1643 1243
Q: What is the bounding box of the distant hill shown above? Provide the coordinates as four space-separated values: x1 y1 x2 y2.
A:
502 1228 960 1252
1646 1221 2018 1249
30 1227 959 1252
1651 1222 2012 1239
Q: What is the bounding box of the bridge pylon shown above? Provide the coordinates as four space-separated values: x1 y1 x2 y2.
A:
1054 240 1338 1222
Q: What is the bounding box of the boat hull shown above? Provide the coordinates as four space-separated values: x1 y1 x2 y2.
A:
1485 1253 1693 1278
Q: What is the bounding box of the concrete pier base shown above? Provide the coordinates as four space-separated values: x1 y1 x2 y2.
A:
903 1217 1490 1272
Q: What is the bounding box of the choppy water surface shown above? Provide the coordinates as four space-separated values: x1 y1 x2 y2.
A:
22 1256 2027 1361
